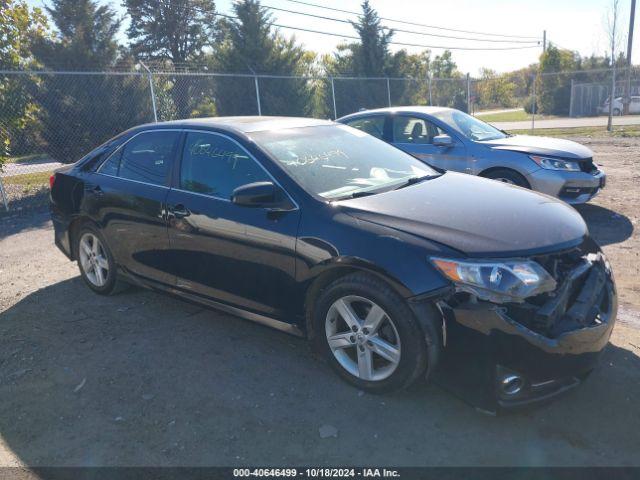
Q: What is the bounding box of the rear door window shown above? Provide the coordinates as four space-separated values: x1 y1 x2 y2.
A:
393 116 444 144
115 131 180 186
343 116 386 139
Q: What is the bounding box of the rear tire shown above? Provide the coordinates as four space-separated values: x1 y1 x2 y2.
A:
483 168 530 188
312 273 437 393
613 108 622 116
75 225 126 295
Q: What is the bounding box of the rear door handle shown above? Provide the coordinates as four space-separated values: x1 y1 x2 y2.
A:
168 204 191 219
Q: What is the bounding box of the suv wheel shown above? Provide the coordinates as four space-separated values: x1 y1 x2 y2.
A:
313 273 437 393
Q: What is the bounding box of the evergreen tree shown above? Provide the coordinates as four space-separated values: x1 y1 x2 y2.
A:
33 0 151 161
348 0 392 77
325 1 396 115
125 0 219 118
213 0 312 116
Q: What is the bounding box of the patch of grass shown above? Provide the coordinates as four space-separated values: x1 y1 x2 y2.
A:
476 110 558 123
476 110 529 122
509 125 640 138
3 170 52 188
5 153 50 164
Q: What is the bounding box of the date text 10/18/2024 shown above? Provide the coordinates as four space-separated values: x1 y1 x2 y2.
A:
233 468 401 478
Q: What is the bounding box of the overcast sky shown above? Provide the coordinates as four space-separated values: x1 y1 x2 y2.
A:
27 0 638 75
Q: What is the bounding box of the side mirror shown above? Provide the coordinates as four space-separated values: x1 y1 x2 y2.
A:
232 181 278 207
433 134 453 147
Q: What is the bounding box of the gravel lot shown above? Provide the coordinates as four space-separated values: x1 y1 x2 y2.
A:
0 136 638 467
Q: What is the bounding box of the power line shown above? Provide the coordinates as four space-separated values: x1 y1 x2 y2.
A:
212 12 541 51
262 3 540 44
281 0 540 40
137 4 541 52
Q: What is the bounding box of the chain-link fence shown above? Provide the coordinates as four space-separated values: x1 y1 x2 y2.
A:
1 66 639 215
0 70 154 214
569 67 640 117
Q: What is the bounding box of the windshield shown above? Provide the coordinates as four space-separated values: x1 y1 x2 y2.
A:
431 109 507 142
251 124 439 200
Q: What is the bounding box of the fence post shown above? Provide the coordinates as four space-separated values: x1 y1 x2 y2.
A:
569 79 575 117
140 61 158 123
531 73 537 133
0 177 8 212
386 77 392 107
428 76 433 106
607 66 616 132
330 76 337 119
466 73 471 114
254 75 262 116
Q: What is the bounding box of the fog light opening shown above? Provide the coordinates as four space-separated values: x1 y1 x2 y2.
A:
500 374 525 396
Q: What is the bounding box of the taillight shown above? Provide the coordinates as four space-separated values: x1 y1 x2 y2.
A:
49 174 56 189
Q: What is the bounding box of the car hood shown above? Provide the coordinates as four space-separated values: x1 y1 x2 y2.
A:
480 135 594 160
338 172 587 257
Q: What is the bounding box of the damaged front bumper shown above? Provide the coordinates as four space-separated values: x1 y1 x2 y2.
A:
432 246 617 413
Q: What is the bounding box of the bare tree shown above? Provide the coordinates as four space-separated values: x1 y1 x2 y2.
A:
604 0 625 131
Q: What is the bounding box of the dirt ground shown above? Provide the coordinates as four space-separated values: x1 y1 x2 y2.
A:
571 136 640 311
0 136 639 467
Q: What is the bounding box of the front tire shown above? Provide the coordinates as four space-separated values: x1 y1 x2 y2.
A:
76 225 123 295
313 273 436 393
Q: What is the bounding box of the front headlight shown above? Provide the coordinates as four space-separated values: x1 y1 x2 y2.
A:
529 155 581 171
430 257 557 303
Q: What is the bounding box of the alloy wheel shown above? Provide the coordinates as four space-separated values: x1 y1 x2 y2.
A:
325 295 401 381
78 232 109 287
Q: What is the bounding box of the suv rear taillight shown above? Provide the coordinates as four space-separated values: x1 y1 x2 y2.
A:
49 173 56 189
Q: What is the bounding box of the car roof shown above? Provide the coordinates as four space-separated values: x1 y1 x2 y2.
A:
135 116 334 134
338 106 453 121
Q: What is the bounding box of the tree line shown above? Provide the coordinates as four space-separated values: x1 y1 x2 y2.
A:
0 0 627 164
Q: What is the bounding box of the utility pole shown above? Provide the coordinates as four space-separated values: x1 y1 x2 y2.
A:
330 76 337 119
607 0 620 131
624 0 636 114
139 61 157 123
543 30 547 52
466 73 471 114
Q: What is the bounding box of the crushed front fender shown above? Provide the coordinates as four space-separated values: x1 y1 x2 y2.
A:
433 254 617 413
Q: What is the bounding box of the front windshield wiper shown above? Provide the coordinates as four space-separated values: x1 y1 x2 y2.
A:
349 190 378 198
332 175 440 201
331 189 381 201
393 174 439 190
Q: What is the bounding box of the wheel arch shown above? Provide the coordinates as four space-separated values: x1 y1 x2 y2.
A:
68 216 101 261
304 264 445 384
478 166 531 188
302 261 422 340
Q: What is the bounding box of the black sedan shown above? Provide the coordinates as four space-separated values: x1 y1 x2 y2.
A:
50 117 617 411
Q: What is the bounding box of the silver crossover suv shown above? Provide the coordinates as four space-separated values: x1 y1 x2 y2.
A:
338 107 606 204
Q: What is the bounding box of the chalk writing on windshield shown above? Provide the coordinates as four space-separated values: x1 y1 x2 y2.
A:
284 149 349 166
